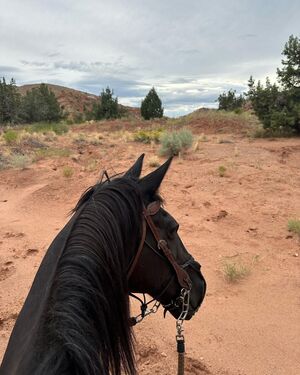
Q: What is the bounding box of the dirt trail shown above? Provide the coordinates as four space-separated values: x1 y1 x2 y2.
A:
0 135 300 374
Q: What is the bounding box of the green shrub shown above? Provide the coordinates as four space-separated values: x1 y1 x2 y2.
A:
218 165 226 177
287 219 300 235
63 166 74 178
159 129 193 157
3 130 18 144
133 129 163 144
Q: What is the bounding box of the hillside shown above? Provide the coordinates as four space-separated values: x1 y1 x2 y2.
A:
18 83 140 120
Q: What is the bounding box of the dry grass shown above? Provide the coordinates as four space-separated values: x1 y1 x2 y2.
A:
85 159 98 172
148 156 160 168
62 166 74 178
34 148 71 160
287 219 300 236
9 154 32 169
218 165 226 177
3 130 18 145
223 261 250 283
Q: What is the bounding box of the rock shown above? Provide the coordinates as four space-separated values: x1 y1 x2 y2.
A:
212 210 228 222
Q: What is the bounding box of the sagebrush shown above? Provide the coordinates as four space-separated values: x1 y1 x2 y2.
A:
159 129 193 157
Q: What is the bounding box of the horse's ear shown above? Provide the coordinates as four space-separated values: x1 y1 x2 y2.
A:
139 157 172 196
124 153 145 178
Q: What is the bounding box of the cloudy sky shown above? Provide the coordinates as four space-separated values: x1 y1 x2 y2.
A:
1 0 299 116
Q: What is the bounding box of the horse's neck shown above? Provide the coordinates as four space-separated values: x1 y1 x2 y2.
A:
36 217 136 374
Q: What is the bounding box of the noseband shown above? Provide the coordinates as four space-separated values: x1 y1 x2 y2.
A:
127 201 195 324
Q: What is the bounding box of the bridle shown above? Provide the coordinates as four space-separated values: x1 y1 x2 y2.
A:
127 200 202 374
127 200 196 325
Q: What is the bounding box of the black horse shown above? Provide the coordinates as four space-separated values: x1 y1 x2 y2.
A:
0 154 206 375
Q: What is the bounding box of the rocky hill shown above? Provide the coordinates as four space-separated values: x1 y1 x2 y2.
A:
18 84 140 120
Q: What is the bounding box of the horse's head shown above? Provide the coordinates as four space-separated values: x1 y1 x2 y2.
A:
127 155 206 320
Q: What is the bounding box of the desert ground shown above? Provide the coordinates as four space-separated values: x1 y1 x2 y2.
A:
0 118 299 374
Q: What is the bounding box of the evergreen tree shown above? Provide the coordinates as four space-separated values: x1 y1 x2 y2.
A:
247 35 300 134
0 77 21 124
217 89 244 111
92 87 120 120
141 87 163 120
277 35 300 89
20 83 62 123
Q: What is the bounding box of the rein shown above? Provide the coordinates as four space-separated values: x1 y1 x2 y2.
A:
128 200 193 375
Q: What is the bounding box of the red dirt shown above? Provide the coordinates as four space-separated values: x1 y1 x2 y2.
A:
0 129 299 374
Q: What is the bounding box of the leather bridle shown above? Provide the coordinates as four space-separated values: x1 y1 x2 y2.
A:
127 201 196 323
127 201 192 290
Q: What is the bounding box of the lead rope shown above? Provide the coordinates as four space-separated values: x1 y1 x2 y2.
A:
176 288 190 375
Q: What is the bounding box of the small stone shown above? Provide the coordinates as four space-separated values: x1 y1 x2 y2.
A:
161 352 167 357
293 252 299 257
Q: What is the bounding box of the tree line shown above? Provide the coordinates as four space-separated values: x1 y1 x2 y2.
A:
0 79 164 125
218 35 300 134
0 80 62 124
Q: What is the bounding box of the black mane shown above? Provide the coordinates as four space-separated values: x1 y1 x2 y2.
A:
35 176 143 375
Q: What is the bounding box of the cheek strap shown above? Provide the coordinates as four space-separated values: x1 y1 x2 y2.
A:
127 201 192 291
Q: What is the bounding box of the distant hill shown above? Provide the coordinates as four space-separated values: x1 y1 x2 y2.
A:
18 83 140 120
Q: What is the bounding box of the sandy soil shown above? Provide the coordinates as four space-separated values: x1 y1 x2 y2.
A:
0 129 299 374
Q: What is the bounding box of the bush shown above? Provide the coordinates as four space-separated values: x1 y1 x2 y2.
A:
133 129 163 143
218 165 226 177
63 166 74 178
3 130 18 144
287 219 300 235
141 87 164 120
159 129 193 157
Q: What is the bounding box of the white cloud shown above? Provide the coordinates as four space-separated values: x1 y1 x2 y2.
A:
1 0 299 116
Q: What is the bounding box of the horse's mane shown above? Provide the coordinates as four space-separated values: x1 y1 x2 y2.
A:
35 176 144 375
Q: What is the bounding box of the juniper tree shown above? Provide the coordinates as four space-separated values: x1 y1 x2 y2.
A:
141 87 163 120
